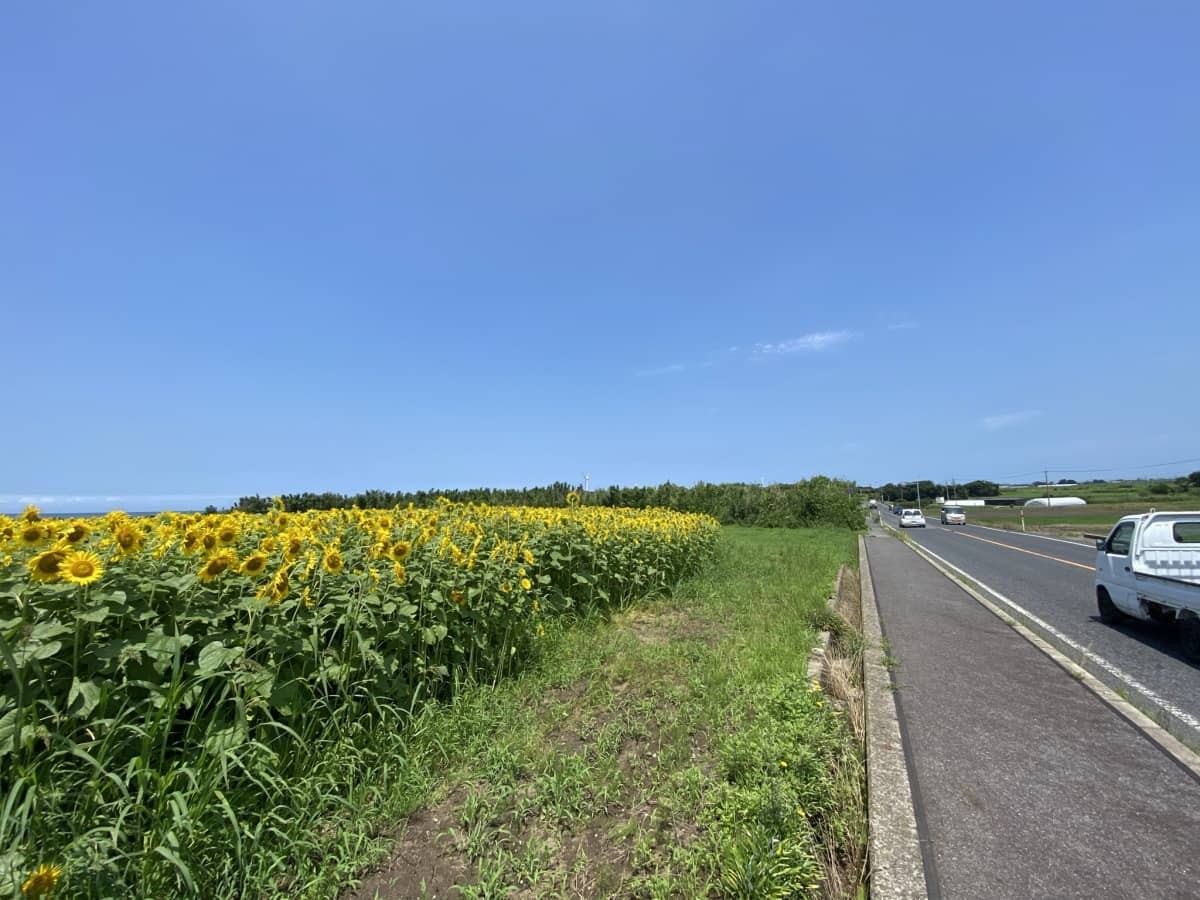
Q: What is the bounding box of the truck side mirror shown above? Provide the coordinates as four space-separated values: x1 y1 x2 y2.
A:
1095 538 1107 551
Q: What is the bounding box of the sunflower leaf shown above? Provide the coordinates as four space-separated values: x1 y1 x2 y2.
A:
67 677 102 718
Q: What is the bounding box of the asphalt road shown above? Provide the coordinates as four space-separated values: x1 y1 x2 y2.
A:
878 508 1200 746
865 530 1200 898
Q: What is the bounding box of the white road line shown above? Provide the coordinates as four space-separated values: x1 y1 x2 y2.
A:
909 540 1200 734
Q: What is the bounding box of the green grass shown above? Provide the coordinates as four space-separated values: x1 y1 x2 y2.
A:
344 526 863 899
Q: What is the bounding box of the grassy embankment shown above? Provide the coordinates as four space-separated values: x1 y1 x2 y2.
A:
347 526 864 899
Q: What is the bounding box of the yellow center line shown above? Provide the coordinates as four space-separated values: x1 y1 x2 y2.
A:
950 530 1094 570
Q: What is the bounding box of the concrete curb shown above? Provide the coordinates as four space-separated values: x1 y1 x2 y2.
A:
860 534 929 899
805 565 843 682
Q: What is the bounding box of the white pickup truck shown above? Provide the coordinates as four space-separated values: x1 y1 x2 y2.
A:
1095 511 1200 661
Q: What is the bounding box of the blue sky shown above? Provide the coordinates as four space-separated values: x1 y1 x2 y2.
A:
4 2 1199 512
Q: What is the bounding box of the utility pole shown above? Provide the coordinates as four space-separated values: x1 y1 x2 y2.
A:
1045 468 1049 507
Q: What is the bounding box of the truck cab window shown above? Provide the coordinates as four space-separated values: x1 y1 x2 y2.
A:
1107 522 1135 556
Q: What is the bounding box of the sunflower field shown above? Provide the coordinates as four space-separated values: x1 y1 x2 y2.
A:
0 500 719 897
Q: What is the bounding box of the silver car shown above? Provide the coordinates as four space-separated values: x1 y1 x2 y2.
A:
940 505 966 525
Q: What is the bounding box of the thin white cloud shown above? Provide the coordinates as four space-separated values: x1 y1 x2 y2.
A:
887 322 917 331
635 363 686 377
755 330 857 356
982 411 1043 431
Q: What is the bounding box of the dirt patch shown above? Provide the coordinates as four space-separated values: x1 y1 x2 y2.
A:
344 788 472 900
617 607 722 647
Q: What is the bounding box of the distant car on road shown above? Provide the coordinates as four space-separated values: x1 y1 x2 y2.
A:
899 509 926 528
940 505 966 525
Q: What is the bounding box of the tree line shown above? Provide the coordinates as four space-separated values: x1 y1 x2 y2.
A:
871 480 1000 502
230 477 865 529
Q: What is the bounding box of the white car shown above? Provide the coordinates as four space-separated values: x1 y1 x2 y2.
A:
899 509 926 528
940 505 966 525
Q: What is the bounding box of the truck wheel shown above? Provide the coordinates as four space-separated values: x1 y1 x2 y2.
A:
1181 616 1200 664
1097 588 1127 624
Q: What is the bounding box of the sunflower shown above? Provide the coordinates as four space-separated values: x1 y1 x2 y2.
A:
216 523 238 546
260 536 278 554
392 562 407 585
239 551 269 578
282 533 305 561
266 567 290 604
522 549 535 565
450 589 466 605
21 862 63 898
197 550 238 583
59 550 104 586
500 582 512 594
566 491 580 508
520 577 532 591
61 521 90 544
200 531 219 553
181 530 202 555
19 523 47 547
322 548 344 574
390 540 412 563
28 549 67 583
113 524 144 556
21 504 41 523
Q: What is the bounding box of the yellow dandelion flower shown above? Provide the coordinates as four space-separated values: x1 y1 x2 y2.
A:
21 862 63 898
239 552 269 578
28 548 68 583
520 577 532 591
779 760 788 769
322 548 344 574
59 550 103 586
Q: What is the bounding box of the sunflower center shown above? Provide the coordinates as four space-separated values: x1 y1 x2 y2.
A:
38 552 65 574
71 560 95 578
21 526 42 543
118 532 135 549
